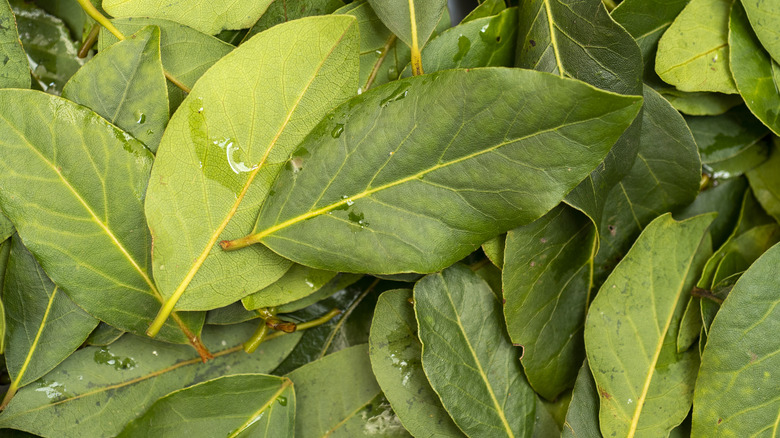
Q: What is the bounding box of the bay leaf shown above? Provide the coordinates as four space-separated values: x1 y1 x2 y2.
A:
1 236 98 408
368 289 464 437
0 237 10 352
242 265 360 310
243 0 345 42
85 322 124 347
0 323 301 438
0 214 12 243
503 204 596 401
462 0 505 23
561 361 602 438
415 264 535 438
99 18 234 113
729 1 780 136
585 213 714 437
102 0 274 35
62 25 169 151
740 0 780 64
482 234 505 268
746 138 780 222
674 176 747 249
118 374 294 437
0 0 30 89
658 89 743 116
143 15 360 333
234 68 642 274
655 0 737 94
691 242 780 437
0 89 203 344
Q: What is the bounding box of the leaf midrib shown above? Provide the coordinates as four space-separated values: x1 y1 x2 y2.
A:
10 286 58 390
226 378 292 438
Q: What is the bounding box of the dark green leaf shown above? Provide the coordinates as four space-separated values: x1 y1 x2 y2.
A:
746 139 780 222
674 177 747 248
0 323 301 437
561 361 601 438
368 289 464 437
415 264 535 438
245 68 642 274
85 322 124 346
586 213 713 437
63 25 169 151
0 0 30 89
118 374 294 437
0 89 202 343
243 0 345 42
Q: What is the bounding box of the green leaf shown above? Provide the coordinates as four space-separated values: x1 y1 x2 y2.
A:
289 344 390 437
143 16 360 327
244 0 345 42
740 0 780 64
691 242 780 437
595 86 701 287
415 264 535 438
658 89 743 116
99 18 234 113
118 374 294 437
1 236 98 407
746 139 780 222
368 289 464 438
0 213 13 242
461 0 505 23
62 26 169 152
561 361 601 438
11 0 83 94
240 68 642 274
674 176 747 250
242 265 359 310
533 394 570 437
686 106 770 178
102 0 274 35
482 234 505 268
0 89 202 344
0 323 301 437
401 7 518 76
585 213 714 438
0 237 11 352
729 1 780 136
516 0 644 225
503 204 596 400
0 0 30 88
655 0 737 94
205 301 259 325
85 322 124 346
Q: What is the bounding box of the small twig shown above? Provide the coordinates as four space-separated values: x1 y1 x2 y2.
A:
78 24 100 58
691 287 724 304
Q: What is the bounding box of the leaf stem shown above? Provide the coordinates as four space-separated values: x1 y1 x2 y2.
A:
364 35 396 90
78 24 101 58
263 309 342 343
243 323 269 353
602 0 618 12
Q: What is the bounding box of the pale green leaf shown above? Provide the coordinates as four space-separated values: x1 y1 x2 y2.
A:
0 214 12 242
144 16 359 314
0 89 202 344
2 236 97 401
63 25 169 151
461 0 505 23
503 204 596 401
368 289 464 438
243 0 345 42
691 242 780 437
242 265 360 310
0 0 30 88
655 0 737 94
482 234 505 268
415 264 535 438
118 374 294 437
741 0 780 64
0 323 301 437
746 139 780 222
658 89 743 116
244 68 642 274
729 1 780 136
102 0 274 34
366 0 447 51
585 213 714 438
99 18 234 113
0 237 11 353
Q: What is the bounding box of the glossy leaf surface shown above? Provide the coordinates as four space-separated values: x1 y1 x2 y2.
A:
63 26 168 151
586 213 713 437
747 140 780 222
0 0 30 89
415 264 535 437
729 1 780 136
0 323 301 437
102 0 274 35
692 242 780 436
0 89 201 343
368 289 463 437
655 0 737 94
503 204 595 401
741 0 780 63
144 16 359 312
118 374 294 437
99 18 234 113
248 68 642 274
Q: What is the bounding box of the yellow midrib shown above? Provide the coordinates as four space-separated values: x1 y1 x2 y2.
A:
407 0 419 54
9 286 59 395
158 21 356 315
226 379 292 438
543 0 566 76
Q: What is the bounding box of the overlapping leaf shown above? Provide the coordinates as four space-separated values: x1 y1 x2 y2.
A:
561 361 601 438
63 25 169 151
242 265 359 310
102 0 274 35
118 374 295 437
244 0 345 42
0 0 29 89
740 0 780 63
415 265 535 438
235 68 641 274
586 213 713 437
0 90 202 344
746 139 780 222
143 16 360 325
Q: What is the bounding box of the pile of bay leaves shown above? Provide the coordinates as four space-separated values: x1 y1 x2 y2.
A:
0 0 777 436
